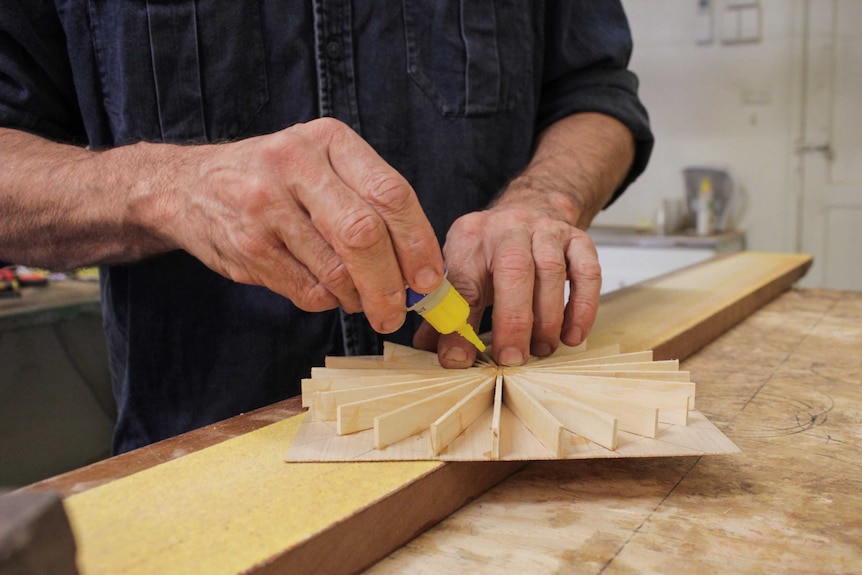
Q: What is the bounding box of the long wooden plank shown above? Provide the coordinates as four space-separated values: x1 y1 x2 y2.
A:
59 251 810 574
590 251 813 359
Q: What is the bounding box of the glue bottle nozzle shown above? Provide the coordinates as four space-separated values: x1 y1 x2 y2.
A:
406 278 486 353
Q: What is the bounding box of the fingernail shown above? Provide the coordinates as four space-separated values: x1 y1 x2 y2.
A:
414 266 440 292
568 327 584 345
532 342 552 357
444 347 468 363
498 347 525 366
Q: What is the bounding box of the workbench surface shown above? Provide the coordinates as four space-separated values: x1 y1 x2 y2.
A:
23 287 862 574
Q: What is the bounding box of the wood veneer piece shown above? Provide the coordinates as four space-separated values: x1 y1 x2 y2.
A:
431 378 496 455
373 381 478 449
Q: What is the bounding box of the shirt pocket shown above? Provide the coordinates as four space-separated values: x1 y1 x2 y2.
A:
402 0 532 117
87 0 268 143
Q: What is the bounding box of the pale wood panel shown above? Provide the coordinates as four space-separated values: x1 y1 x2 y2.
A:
590 252 812 359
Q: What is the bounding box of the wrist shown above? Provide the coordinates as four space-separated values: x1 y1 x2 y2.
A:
493 168 590 229
100 141 192 257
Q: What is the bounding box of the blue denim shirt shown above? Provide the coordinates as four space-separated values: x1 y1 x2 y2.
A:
1 0 652 453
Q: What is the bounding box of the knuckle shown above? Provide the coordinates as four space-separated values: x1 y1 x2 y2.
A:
452 280 484 307
494 245 534 275
533 311 562 333
316 257 353 293
362 171 412 212
494 308 534 332
306 116 346 140
293 284 337 312
534 249 567 282
575 255 603 281
338 209 388 252
234 232 271 262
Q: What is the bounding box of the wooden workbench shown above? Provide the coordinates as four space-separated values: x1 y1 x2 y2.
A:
23 286 862 573
368 287 862 574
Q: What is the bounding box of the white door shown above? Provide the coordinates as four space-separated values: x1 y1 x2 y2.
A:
797 0 862 290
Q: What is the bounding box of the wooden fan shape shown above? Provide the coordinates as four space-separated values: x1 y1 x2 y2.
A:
285 342 739 462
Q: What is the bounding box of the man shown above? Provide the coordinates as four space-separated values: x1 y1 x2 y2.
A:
0 1 652 453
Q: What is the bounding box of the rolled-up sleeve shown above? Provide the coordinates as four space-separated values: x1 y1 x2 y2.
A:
0 1 85 142
539 0 654 204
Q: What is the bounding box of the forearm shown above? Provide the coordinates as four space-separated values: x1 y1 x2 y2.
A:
493 112 635 229
0 127 177 269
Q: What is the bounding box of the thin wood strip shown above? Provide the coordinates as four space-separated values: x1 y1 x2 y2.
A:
543 359 680 372
522 344 622 366
510 375 618 450
337 375 488 435
325 357 444 370
303 373 456 408
502 378 563 457
382 342 441 364
540 370 690 382
312 375 479 421
430 378 497 455
527 375 691 425
311 367 458 379
525 371 696 395
515 373 659 438
491 375 503 460
373 381 478 449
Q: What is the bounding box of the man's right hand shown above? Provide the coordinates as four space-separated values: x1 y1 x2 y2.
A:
165 118 445 333
0 119 444 333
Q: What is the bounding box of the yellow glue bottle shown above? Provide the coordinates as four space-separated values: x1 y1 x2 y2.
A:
406 278 486 352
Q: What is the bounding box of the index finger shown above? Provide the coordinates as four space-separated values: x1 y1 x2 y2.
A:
317 121 445 294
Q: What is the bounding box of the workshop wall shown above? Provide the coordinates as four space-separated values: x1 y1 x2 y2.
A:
599 0 803 253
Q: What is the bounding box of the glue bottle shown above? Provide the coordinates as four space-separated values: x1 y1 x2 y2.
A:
406 278 487 352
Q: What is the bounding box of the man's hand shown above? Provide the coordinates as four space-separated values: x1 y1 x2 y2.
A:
414 203 602 366
169 118 444 333
413 112 635 366
0 118 445 333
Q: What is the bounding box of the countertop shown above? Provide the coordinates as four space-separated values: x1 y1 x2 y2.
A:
589 225 746 251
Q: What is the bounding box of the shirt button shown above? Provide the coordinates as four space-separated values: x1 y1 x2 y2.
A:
325 39 343 60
